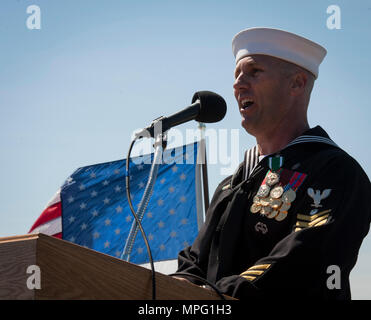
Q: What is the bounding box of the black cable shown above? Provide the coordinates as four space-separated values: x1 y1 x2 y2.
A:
169 272 226 300
125 137 156 300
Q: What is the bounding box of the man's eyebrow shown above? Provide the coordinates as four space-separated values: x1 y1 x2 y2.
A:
247 61 263 68
234 61 263 77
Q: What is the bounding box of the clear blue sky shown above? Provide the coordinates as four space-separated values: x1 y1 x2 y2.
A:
1 0 370 298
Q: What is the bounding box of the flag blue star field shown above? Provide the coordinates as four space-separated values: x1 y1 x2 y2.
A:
29 142 200 264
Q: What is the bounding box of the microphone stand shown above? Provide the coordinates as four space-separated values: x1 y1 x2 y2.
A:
121 130 167 262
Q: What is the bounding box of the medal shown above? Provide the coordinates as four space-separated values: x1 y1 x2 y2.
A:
282 188 296 203
260 206 272 215
259 197 271 206
266 171 280 186
280 202 291 212
269 198 282 209
250 165 307 223
270 186 284 199
257 184 270 198
275 211 288 221
266 209 279 219
253 195 260 203
250 203 261 213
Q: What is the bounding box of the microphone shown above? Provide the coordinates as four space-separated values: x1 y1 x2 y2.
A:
135 91 227 138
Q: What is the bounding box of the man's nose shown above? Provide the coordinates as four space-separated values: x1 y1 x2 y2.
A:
233 73 250 91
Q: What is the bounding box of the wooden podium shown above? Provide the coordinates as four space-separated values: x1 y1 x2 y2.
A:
0 233 232 300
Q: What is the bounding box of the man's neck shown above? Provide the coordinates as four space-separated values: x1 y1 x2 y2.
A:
256 122 309 156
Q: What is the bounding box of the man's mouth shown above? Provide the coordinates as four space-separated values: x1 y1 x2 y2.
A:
240 98 254 110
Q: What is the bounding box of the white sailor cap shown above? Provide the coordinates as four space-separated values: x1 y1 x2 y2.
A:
232 27 327 78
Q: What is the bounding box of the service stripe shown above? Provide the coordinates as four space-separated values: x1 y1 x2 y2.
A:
312 219 328 227
248 264 271 270
308 215 329 227
241 275 256 281
241 270 265 276
297 209 331 221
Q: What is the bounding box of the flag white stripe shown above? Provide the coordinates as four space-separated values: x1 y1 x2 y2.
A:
29 217 62 236
45 189 61 208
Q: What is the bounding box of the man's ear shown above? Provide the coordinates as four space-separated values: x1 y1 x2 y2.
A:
290 72 308 95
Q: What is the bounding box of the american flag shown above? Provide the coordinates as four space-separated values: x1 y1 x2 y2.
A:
29 142 200 264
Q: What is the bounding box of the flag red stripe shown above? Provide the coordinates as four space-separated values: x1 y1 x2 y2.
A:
29 202 62 233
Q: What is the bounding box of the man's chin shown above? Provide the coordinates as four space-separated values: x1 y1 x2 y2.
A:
241 119 252 134
241 120 256 136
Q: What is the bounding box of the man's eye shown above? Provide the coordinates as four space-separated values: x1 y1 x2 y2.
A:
251 68 262 76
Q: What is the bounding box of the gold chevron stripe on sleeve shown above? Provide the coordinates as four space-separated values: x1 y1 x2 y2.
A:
241 275 256 281
308 214 329 227
296 220 309 228
312 219 328 227
240 264 271 281
296 214 329 228
296 214 312 222
297 209 331 222
247 264 271 270
295 210 331 232
241 269 265 276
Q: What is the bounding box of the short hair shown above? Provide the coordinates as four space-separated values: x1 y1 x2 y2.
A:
277 59 315 95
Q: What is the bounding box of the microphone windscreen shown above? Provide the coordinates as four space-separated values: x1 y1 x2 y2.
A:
192 91 227 123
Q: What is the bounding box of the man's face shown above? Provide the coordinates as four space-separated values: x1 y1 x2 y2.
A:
233 55 292 136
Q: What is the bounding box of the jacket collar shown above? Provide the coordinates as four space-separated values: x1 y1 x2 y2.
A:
283 125 339 150
242 126 339 180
